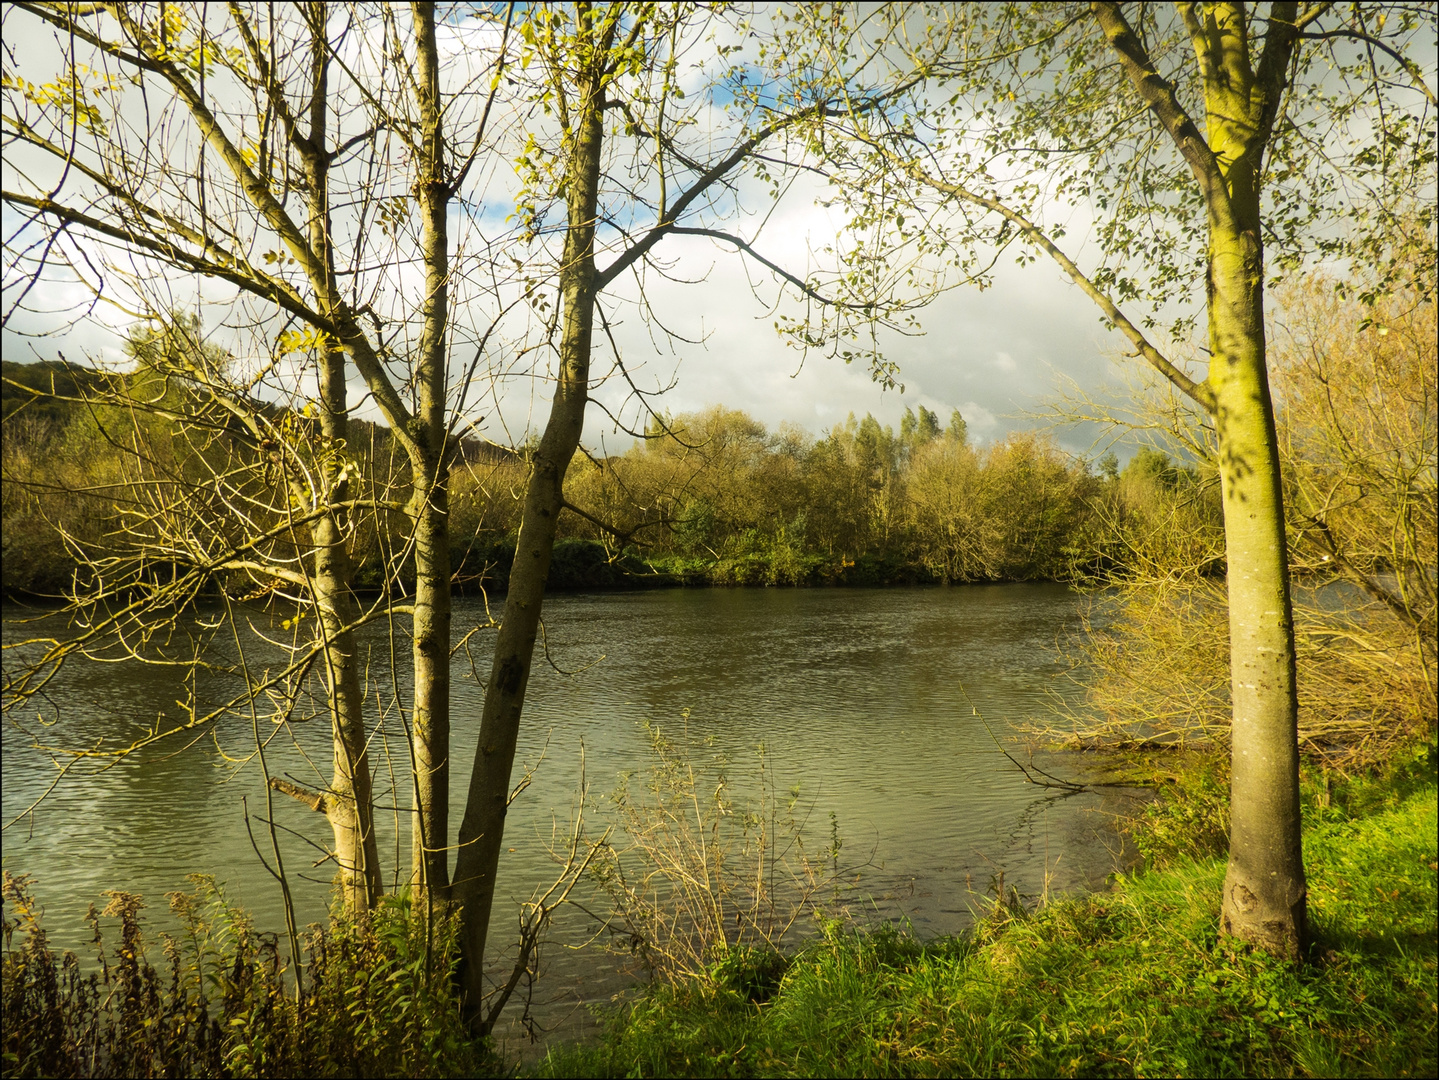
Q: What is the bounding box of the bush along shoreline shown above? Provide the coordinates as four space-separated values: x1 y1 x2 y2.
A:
454 536 968 594
4 743 1434 1078
1 880 500 1080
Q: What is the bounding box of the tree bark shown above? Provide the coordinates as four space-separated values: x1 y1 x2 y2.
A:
409 0 453 900
410 466 452 899
1190 2 1307 956
304 7 380 911
1208 203 1306 961
1092 0 1308 959
311 495 383 911
451 63 606 1030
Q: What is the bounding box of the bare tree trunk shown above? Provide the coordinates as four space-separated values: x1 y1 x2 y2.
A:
410 475 452 898
452 65 606 1029
409 0 453 900
302 5 380 910
312 484 383 911
1091 0 1308 959
1195 5 1308 959
1209 220 1307 957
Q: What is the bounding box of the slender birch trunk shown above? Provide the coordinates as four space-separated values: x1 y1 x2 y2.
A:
310 433 383 911
291 3 382 909
409 0 453 899
452 62 606 1029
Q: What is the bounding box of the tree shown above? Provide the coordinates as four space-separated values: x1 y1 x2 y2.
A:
798 1 1436 956
444 3 912 1023
1060 271 1434 762
945 408 968 446
1272 255 1437 688
900 403 939 448
3 0 910 1030
2 0 514 951
1276 278 1437 626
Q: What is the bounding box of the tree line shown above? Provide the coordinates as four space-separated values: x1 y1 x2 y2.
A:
0 375 1137 592
10 253 1427 638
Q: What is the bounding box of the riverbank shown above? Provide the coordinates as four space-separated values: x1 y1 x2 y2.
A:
532 745 1438 1079
3 743 1433 1077
3 379 1118 599
0 536 1049 603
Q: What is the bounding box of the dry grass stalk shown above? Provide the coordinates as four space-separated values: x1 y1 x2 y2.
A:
1055 581 1434 765
583 714 857 983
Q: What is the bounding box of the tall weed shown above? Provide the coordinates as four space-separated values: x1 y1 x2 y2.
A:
584 714 858 984
1 874 497 1079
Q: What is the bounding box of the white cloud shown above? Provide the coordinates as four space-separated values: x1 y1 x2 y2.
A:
2 4 1179 463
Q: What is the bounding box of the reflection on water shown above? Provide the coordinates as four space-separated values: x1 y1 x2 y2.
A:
2 583 1136 1054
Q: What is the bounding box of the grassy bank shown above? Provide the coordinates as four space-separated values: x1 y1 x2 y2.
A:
534 747 1438 1079
4 749 1433 1077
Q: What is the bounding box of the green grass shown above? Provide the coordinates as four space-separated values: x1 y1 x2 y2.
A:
532 751 1439 1078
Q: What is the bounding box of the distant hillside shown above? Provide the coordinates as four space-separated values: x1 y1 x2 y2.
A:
1 358 519 463
2 359 116 428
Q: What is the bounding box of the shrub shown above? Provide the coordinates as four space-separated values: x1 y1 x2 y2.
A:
584 715 856 984
1 874 498 1079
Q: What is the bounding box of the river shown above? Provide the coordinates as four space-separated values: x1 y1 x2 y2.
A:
2 583 1138 1056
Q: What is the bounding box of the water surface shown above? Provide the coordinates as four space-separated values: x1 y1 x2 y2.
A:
2 584 1135 1052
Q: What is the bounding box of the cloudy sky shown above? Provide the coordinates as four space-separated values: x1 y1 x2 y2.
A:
1 187 1144 456
574 219 1142 457
0 4 1211 462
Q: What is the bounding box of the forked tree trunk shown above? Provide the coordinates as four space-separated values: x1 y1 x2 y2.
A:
266 1 450 911
451 68 606 1030
298 11 380 910
1092 0 1308 959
